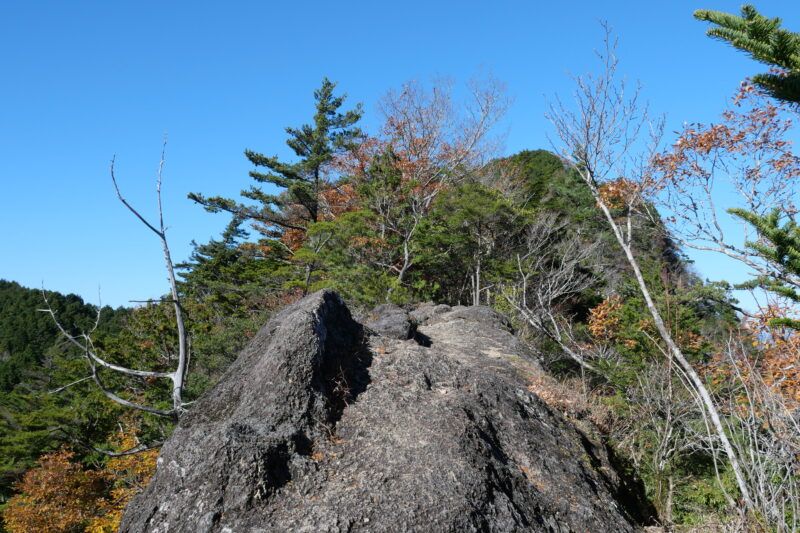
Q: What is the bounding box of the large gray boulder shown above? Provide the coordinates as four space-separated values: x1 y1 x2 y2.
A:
120 291 645 532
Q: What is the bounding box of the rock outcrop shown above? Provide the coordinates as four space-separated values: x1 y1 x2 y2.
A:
364 303 416 340
121 290 644 532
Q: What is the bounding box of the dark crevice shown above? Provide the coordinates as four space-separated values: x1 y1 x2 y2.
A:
579 433 603 470
292 431 313 456
319 328 373 428
577 430 657 526
414 331 432 347
477 427 509 465
605 443 659 526
261 442 292 489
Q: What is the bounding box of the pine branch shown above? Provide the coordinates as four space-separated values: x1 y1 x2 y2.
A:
695 5 800 103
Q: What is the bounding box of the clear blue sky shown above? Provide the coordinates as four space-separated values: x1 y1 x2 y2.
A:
1 0 798 308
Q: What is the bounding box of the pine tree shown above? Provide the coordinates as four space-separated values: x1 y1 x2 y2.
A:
189 78 363 238
177 216 291 316
729 208 800 330
694 5 800 104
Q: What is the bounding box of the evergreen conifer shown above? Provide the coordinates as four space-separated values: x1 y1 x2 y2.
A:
189 78 363 237
695 5 800 104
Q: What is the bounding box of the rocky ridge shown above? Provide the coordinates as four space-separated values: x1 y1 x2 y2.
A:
121 290 647 532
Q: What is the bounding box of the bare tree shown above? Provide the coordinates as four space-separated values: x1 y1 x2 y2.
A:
42 137 189 421
340 76 509 297
544 25 756 513
503 214 603 372
655 83 800 291
612 360 698 525
716 334 800 532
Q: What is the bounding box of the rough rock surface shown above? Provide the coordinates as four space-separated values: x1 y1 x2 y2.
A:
364 303 415 340
121 291 642 532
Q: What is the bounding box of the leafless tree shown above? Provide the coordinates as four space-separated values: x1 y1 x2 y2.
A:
344 76 509 296
544 24 756 513
41 137 189 421
613 360 699 525
503 214 604 372
716 335 800 532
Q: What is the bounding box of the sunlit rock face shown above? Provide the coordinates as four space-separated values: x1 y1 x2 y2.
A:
121 290 643 533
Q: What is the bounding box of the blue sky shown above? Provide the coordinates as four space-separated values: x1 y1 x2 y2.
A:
1 0 798 308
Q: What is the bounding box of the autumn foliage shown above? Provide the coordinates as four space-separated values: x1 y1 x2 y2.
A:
654 82 800 244
588 295 623 342
656 82 799 184
3 449 105 533
85 422 158 533
280 183 361 250
596 178 641 209
2 419 158 533
746 304 800 408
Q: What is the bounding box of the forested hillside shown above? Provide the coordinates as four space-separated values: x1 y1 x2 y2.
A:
0 281 127 392
0 282 128 505
3 6 800 531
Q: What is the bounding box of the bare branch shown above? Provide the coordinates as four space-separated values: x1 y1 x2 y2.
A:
55 427 163 457
85 352 175 418
45 375 93 395
654 82 800 292
110 155 163 238
108 136 189 414
38 295 172 379
42 137 189 421
546 23 755 512
502 214 601 373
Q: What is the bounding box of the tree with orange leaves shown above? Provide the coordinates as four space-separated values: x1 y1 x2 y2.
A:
654 81 800 294
746 303 800 408
3 449 105 533
2 415 159 533
317 77 508 300
651 64 800 531
703 326 800 529
85 419 158 533
655 80 800 398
